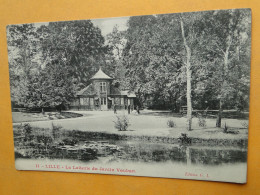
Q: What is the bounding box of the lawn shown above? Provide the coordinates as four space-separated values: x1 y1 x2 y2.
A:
12 110 249 140
12 112 83 123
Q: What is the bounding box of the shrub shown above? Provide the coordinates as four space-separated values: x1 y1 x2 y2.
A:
178 133 191 144
223 123 229 133
222 123 239 134
114 115 130 131
36 135 53 151
241 121 249 129
167 119 176 128
23 123 32 135
197 114 207 127
19 123 34 141
198 118 206 127
51 123 62 139
62 138 78 146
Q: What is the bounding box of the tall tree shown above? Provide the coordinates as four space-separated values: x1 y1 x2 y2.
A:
204 9 251 127
7 20 109 110
161 12 208 130
40 20 109 91
179 14 192 130
7 24 40 107
106 25 128 89
122 15 185 108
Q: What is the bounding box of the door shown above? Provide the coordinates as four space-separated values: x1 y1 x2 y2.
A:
100 97 107 110
108 98 112 109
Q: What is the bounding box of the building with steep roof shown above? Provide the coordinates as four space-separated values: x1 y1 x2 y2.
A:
70 68 136 110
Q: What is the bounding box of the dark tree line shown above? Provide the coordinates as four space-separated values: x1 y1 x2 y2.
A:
107 9 251 130
7 20 111 112
7 9 251 130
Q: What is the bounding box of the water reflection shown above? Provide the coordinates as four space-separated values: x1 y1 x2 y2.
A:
111 141 247 166
15 138 247 166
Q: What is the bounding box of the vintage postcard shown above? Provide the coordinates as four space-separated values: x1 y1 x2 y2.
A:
7 8 251 183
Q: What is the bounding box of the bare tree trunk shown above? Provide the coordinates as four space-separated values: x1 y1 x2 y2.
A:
186 147 191 166
41 108 45 115
223 45 230 73
216 98 222 127
217 38 231 127
180 16 193 131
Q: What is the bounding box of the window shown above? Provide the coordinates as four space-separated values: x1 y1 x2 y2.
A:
101 98 106 105
115 97 120 105
90 98 94 106
100 82 106 92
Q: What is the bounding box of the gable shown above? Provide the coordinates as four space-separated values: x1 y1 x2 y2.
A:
77 84 95 96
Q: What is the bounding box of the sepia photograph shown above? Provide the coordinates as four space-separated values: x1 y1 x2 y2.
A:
7 8 251 183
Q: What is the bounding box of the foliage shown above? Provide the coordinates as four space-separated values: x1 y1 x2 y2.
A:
120 9 251 129
7 24 39 106
36 135 53 146
122 15 185 108
178 133 192 144
202 9 251 127
40 21 109 89
167 119 176 128
23 123 32 135
106 26 128 89
17 123 33 141
114 115 130 131
197 113 207 127
51 123 62 140
7 20 110 110
7 9 251 131
62 138 78 146
222 123 239 134
241 121 249 129
223 123 229 133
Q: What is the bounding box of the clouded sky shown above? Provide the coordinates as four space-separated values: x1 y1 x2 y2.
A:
91 16 129 37
29 16 129 38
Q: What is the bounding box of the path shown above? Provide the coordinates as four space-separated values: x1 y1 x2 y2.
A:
13 110 248 139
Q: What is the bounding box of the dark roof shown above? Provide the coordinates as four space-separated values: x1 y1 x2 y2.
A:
110 87 136 97
110 86 121 95
76 84 136 98
76 84 95 96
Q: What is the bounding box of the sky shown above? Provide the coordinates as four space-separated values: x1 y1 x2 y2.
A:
91 16 129 37
30 16 129 38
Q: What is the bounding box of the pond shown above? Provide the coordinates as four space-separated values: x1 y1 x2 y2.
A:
15 136 247 165
83 140 247 166
13 123 248 183
15 136 247 183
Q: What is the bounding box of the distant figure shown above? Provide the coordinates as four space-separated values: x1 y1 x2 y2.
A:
136 106 140 114
114 105 117 114
125 105 127 110
128 105 131 114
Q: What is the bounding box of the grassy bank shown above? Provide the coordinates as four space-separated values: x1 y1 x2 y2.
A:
13 124 247 167
13 124 248 151
12 111 83 123
63 129 248 147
